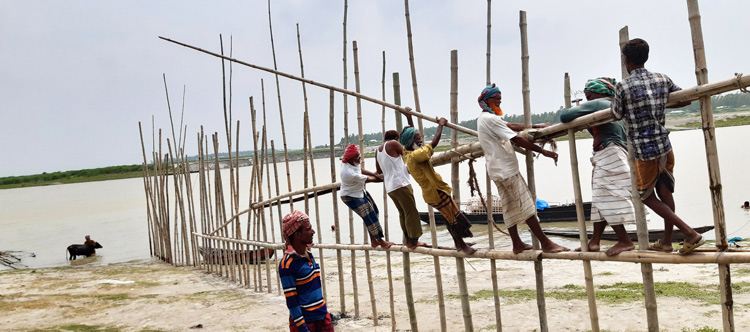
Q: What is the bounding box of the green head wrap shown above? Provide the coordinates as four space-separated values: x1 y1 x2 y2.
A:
399 127 415 147
584 77 617 97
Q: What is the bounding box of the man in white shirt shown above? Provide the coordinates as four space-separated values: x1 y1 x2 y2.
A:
476 84 569 254
340 144 393 248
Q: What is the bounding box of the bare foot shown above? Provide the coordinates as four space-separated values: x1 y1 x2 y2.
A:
541 243 570 253
457 245 477 255
574 243 600 252
605 242 635 256
405 241 428 250
464 242 476 247
379 240 394 249
512 243 534 254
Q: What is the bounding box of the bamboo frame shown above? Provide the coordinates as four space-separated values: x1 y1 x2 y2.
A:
329 89 347 314
381 51 397 332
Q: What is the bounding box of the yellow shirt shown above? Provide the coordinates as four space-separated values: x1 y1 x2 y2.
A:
402 144 452 204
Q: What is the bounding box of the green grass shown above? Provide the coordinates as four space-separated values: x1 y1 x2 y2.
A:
677 115 750 128
0 165 148 189
681 327 720 332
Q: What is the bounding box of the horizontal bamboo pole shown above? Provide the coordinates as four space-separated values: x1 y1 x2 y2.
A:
195 232 750 265
533 72 750 141
159 36 478 137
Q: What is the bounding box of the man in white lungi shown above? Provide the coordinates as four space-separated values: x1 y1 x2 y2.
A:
561 78 636 256
476 84 569 254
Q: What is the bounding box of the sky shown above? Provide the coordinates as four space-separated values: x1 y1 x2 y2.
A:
1 1 749 177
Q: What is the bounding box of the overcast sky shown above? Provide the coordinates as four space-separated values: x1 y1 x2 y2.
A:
1 1 748 177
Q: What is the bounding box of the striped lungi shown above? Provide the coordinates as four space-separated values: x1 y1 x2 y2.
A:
493 173 537 228
429 190 473 239
590 145 636 226
341 190 384 240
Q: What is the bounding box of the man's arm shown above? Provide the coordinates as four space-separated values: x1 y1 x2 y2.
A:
279 263 310 332
405 113 414 128
509 136 558 165
375 157 383 175
384 140 403 158
430 117 447 148
505 122 549 131
362 169 384 183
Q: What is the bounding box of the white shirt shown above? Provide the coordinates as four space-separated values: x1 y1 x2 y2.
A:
339 162 368 198
477 112 520 181
375 142 412 193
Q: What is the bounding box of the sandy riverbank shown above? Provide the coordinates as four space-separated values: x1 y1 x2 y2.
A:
2 252 750 332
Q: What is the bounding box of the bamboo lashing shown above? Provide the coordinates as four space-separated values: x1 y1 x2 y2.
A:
158 36 477 137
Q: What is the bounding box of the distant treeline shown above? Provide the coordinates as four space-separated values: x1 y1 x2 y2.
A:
0 164 149 188
676 92 750 112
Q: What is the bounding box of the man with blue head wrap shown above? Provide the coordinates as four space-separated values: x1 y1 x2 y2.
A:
400 113 476 254
561 77 636 256
476 83 569 254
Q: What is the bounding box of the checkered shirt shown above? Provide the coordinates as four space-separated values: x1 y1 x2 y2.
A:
612 68 681 161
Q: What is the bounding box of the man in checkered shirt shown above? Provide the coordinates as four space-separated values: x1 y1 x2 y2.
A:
612 38 704 254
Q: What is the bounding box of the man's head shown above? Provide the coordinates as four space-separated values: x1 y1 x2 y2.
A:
478 84 503 116
282 210 314 246
384 130 399 142
399 127 421 151
622 38 649 68
583 77 617 101
85 235 91 241
342 144 361 166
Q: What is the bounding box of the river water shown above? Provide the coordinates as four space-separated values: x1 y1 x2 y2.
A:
2 126 749 270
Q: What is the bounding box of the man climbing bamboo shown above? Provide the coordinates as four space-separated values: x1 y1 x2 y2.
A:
375 126 426 249
339 143 394 249
476 84 569 254
561 77 636 256
400 114 476 254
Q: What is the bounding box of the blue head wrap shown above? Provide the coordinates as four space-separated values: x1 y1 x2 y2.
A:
399 127 416 147
478 84 501 113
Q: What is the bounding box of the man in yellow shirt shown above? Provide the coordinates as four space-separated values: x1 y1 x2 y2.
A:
401 114 475 254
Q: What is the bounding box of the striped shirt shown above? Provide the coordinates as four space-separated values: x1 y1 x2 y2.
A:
279 249 327 330
612 68 682 161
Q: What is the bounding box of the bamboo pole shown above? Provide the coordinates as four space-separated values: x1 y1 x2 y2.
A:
303 101 327 300
346 40 360 319
353 40 377 325
262 83 282 295
403 0 423 133
381 50 397 332
403 249 418 332
329 89 347 314
520 11 548 332
686 2 734 330
218 35 238 221
158 36 477 137
266 0 294 211
618 27 660 332
564 73 600 332
393 72 403 133
427 207 446 332
485 2 502 330
182 155 198 268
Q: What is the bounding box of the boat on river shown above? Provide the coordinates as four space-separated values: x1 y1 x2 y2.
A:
419 196 591 225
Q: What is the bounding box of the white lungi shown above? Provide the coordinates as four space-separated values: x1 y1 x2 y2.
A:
494 173 537 228
590 145 636 226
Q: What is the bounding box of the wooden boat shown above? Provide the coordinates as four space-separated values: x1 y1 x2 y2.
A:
420 196 590 225
198 246 274 264
542 225 715 242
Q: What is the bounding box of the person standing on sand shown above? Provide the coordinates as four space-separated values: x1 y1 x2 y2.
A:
279 211 333 332
476 83 569 254
612 38 704 254
400 114 476 254
561 77 636 256
339 143 394 249
375 124 426 249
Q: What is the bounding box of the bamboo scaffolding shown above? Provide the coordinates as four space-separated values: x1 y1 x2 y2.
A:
564 73 600 332
686 2 734 331
158 36 477 137
404 0 424 133
266 0 294 211
302 96 327 300
353 40 377 324
346 39 360 318
427 206 447 332
329 89 346 314
219 35 238 221
393 73 403 132
262 85 282 294
520 11 548 332
381 51 397 332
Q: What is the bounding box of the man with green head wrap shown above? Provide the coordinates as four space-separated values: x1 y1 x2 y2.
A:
561 77 636 256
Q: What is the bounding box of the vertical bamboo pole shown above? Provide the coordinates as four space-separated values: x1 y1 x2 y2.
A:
182 156 198 267
403 0 423 133
686 2 733 330
346 39 360 318
329 89 347 314
564 73 600 332
262 83 283 294
266 0 294 210
403 251 418 332
427 207 446 332
218 35 237 221
342 0 349 151
485 3 503 331
451 50 473 332
353 40 377 325
520 11 548 332
381 50 397 332
305 109 327 300
618 26 659 332
392 73 403 132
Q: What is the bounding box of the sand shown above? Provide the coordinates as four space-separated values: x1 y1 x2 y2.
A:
2 251 750 332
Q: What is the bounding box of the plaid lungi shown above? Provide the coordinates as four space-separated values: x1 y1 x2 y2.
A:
493 173 537 228
341 190 384 240
590 145 636 226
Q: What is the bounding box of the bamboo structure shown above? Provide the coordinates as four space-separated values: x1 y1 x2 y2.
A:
141 4 750 332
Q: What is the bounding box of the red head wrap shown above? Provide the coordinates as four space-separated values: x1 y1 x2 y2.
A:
282 210 310 245
342 144 360 164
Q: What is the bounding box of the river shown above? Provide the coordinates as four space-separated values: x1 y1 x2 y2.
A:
2 126 749 270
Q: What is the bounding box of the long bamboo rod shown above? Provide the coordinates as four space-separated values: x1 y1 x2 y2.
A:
218 35 238 222
158 36 477 137
303 100 327 301
427 206 447 332
393 73 403 132
348 43 361 320
261 80 282 295
520 11 548 332
381 51 397 332
485 2 503 330
404 0 423 134
686 2 734 331
265 0 294 211
328 89 346 314
618 27 660 332
565 73 600 332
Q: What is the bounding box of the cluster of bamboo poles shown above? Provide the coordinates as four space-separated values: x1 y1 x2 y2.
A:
140 1 750 331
